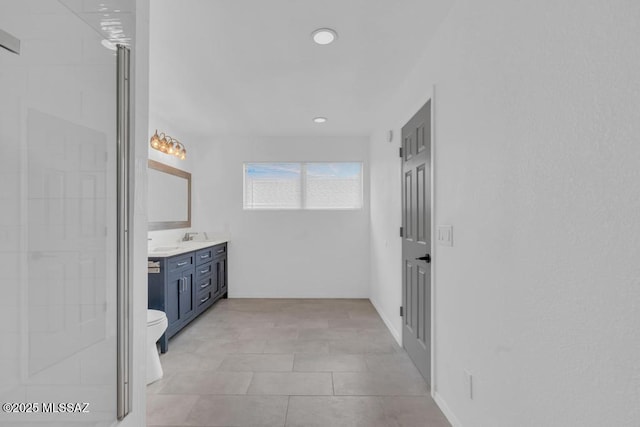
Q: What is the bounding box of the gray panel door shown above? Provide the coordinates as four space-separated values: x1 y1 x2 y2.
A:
402 100 432 384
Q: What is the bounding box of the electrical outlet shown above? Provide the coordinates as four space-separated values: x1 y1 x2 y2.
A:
464 370 473 400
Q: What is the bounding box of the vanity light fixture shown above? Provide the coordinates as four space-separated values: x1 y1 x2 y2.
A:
311 28 338 45
150 130 187 160
313 117 328 123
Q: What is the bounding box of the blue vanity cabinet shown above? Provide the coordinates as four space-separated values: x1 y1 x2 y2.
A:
148 242 228 353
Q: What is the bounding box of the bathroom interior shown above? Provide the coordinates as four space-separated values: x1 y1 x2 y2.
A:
2 0 639 426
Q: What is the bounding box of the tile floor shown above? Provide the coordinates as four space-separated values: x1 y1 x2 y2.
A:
147 298 450 427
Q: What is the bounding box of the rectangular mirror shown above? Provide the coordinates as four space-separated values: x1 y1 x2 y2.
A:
148 160 191 230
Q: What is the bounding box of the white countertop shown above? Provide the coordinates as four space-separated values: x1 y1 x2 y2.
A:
148 239 228 257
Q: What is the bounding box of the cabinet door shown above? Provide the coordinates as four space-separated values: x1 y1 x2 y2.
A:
166 270 183 330
220 255 227 294
212 258 222 298
211 255 227 298
179 270 196 322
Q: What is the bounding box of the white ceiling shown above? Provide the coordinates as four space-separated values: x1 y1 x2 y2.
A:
150 0 451 136
59 0 134 48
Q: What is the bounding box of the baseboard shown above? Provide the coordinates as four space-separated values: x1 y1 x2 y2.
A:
228 294 370 299
369 297 402 346
433 391 462 427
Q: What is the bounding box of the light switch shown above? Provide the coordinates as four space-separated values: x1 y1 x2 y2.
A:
437 225 453 246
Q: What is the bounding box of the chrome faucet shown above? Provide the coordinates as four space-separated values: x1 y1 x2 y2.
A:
182 232 198 241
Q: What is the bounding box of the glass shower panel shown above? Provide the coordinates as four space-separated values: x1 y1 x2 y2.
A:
0 1 119 424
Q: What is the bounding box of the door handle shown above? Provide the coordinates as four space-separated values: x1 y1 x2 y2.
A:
416 254 431 263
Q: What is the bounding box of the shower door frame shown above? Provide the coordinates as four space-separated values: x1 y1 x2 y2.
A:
117 44 133 421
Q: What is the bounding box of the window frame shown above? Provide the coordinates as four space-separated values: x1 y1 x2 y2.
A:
243 161 364 211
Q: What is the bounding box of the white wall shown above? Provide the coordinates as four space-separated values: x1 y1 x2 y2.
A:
184 135 370 298
369 1 640 426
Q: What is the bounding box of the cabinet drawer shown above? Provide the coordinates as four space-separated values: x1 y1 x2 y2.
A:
197 290 213 307
196 261 213 280
196 276 213 292
212 243 226 258
168 253 194 272
195 247 213 265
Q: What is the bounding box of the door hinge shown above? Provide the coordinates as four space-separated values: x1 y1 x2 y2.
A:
399 227 403 237
400 306 403 317
399 147 403 158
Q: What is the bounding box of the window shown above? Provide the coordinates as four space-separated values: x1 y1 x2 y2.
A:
244 162 363 210
243 163 302 209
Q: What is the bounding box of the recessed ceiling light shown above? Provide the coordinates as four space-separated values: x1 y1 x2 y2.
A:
311 28 337 45
313 117 328 123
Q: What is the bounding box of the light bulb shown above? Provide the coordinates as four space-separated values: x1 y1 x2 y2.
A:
150 130 161 149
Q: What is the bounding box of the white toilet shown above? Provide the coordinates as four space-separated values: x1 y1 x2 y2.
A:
146 309 168 385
